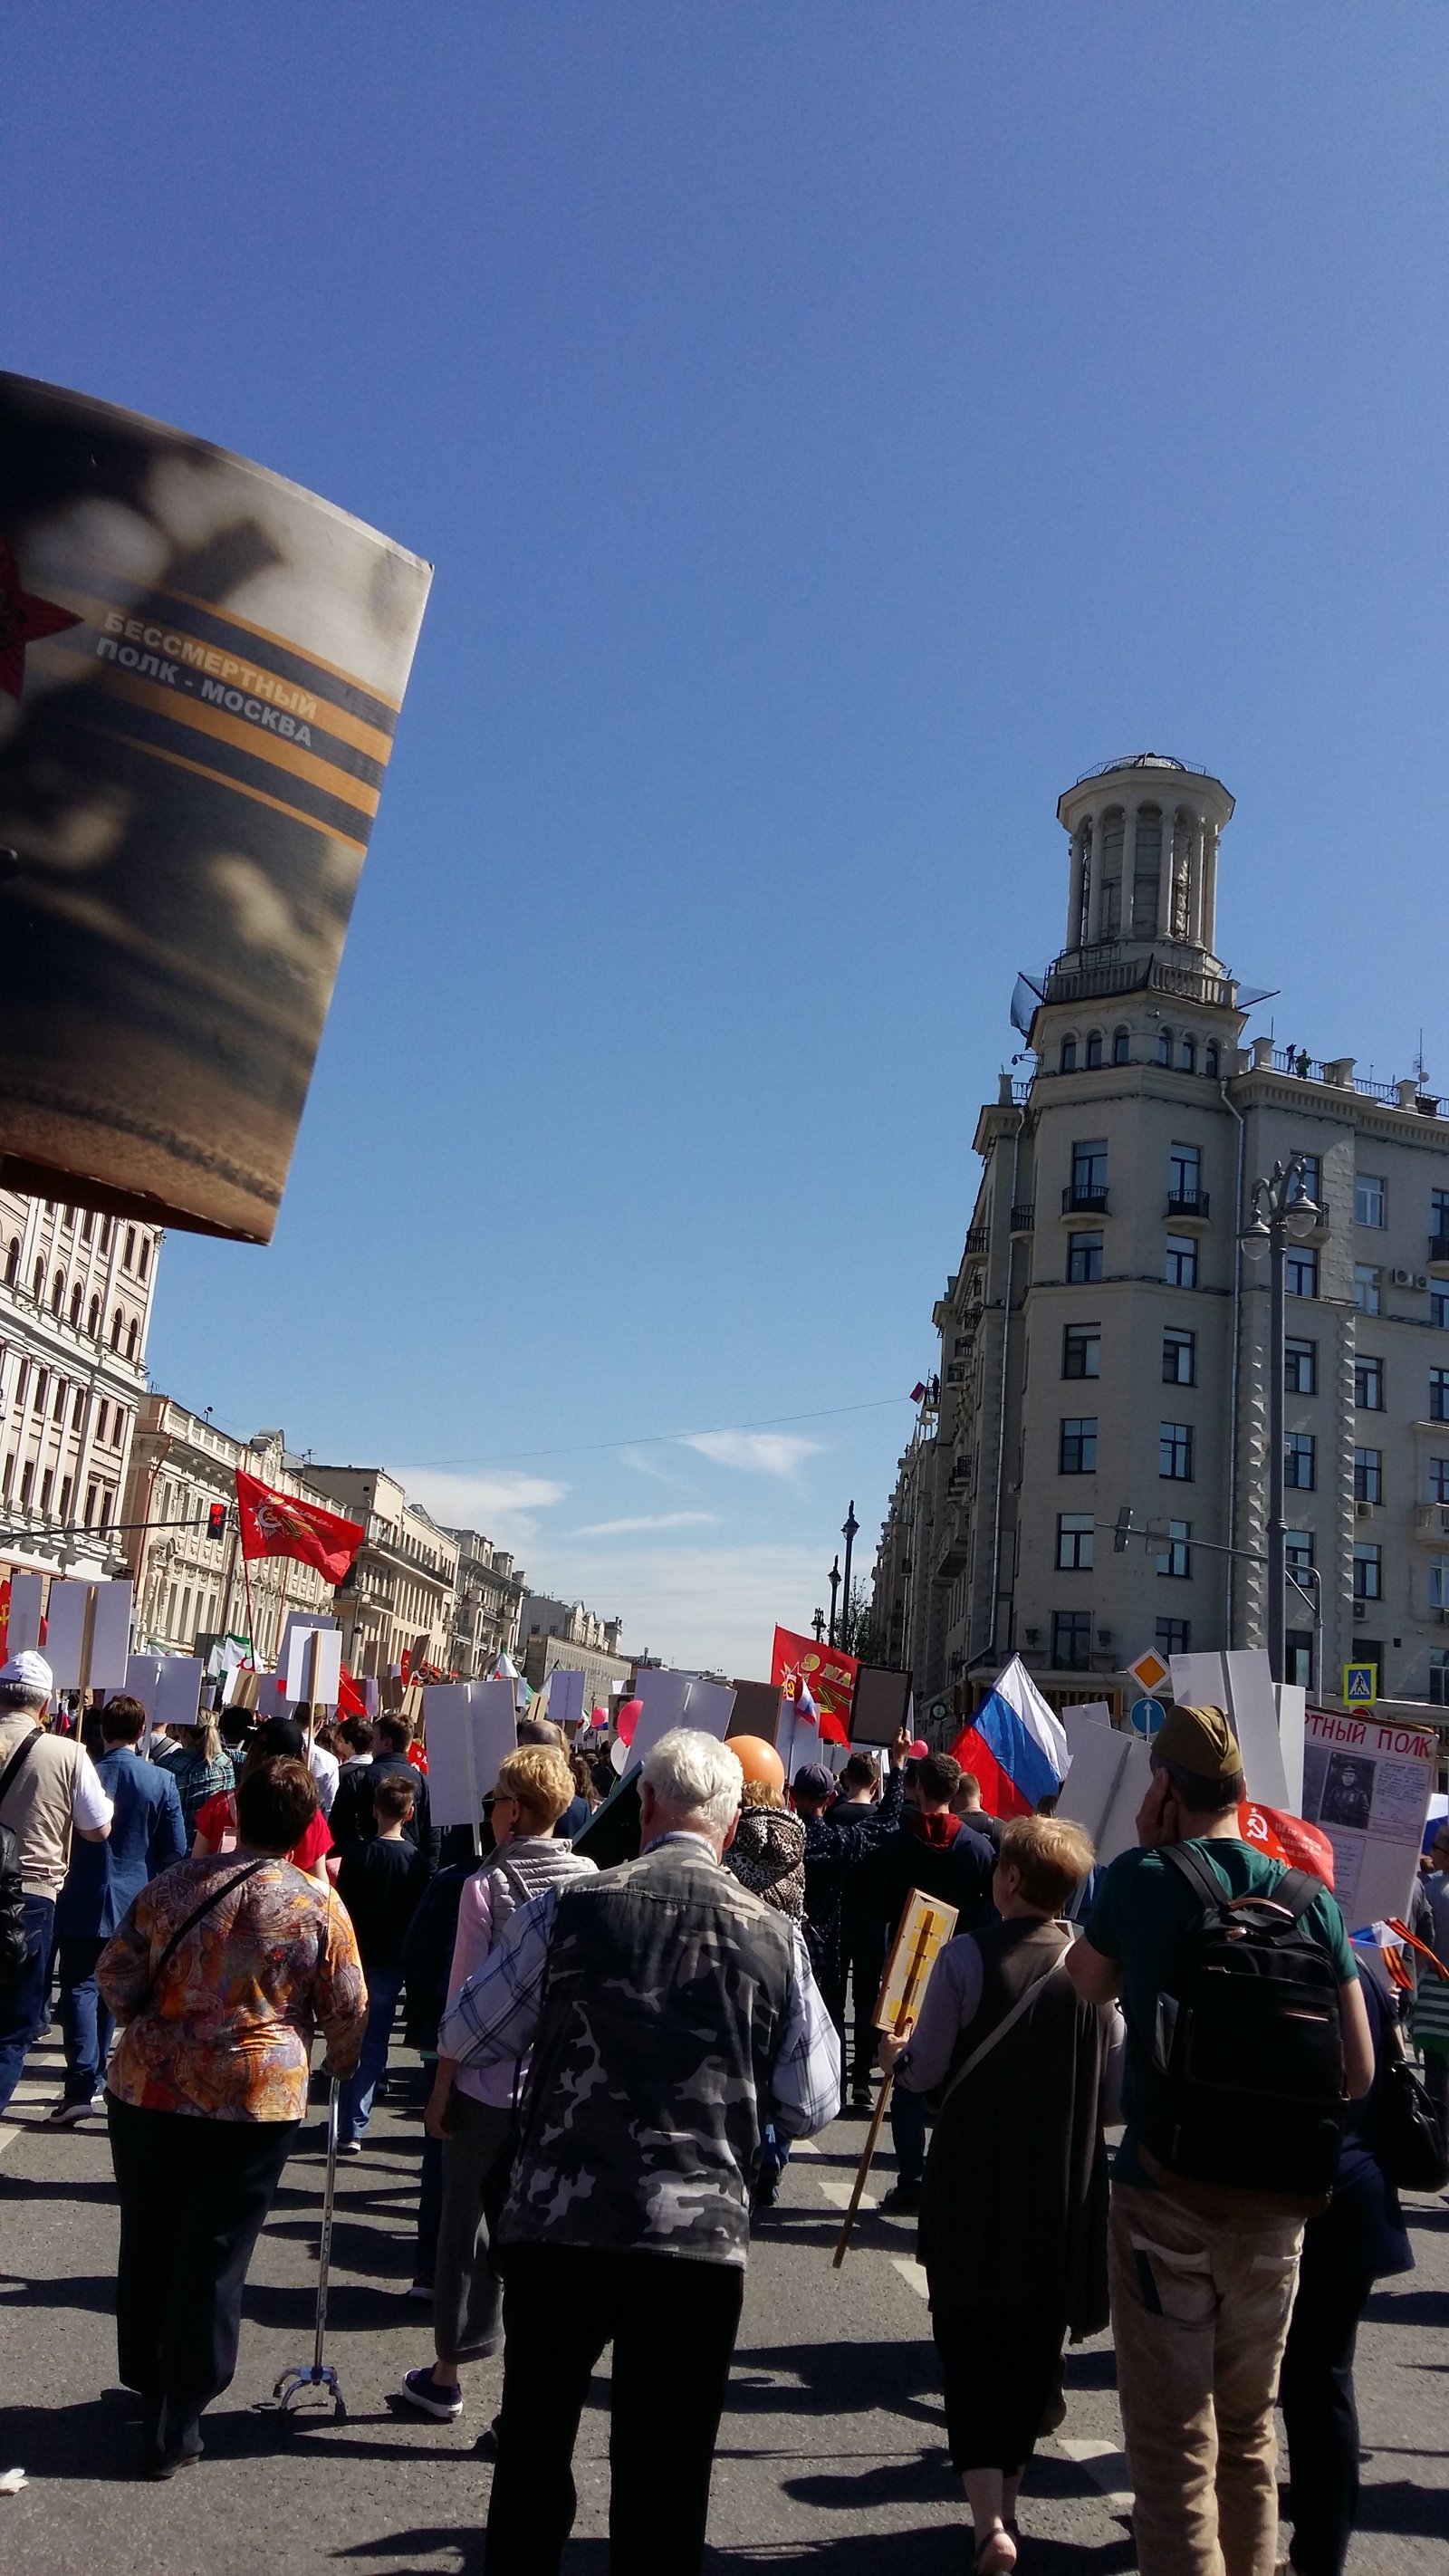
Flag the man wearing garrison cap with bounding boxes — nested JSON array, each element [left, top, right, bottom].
[[1065, 1702, 1375, 2576]]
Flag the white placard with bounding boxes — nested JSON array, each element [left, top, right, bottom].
[[125, 1654, 204, 1735], [283, 1623, 343, 1709], [631, 1668, 736, 1767], [422, 1678, 518, 1831], [6, 1572, 43, 1655], [546, 1667, 587, 1732], [45, 1578, 133, 1692], [1062, 1701, 1115, 1768], [1298, 1706, 1436, 1929], [1057, 1724, 1155, 1867], [1170, 1648, 1291, 1810]]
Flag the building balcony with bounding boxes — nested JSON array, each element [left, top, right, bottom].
[[1166, 1189, 1211, 1227], [1429, 1235, 1449, 1275], [1010, 1204, 1035, 1234], [1061, 1187, 1108, 1216], [965, 1226, 990, 1254]]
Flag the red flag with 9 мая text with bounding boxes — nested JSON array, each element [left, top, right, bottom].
[[772, 1626, 859, 1742], [235, 1468, 364, 1587]]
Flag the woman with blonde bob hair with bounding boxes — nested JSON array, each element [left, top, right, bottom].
[[878, 1814, 1123, 2574], [398, 1741, 597, 2429]]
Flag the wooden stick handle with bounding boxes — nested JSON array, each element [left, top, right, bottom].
[[832, 2071, 894, 2270]]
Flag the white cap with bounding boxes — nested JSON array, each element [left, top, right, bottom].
[[0, 1649, 53, 1695]]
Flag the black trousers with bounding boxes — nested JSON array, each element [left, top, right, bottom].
[[932, 2301, 1067, 2475], [1279, 2245, 1374, 2576], [485, 2242, 745, 2575], [107, 2095, 299, 2432]]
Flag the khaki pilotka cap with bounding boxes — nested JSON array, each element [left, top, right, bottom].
[[1153, 1702, 1243, 1780]]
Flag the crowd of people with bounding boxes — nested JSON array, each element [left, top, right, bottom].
[[0, 1646, 1445, 2576]]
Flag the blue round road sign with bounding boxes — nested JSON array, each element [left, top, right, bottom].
[[1131, 1697, 1166, 1737]]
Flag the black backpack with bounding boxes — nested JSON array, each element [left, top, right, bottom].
[[1137, 1843, 1348, 2199], [0, 1820, 25, 1989]]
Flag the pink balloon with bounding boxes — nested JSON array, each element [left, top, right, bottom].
[[909, 1738, 929, 1758], [618, 1697, 643, 1748], [590, 1706, 609, 1728]]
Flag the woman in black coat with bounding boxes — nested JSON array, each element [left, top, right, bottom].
[[1278, 1969, 1414, 2576]]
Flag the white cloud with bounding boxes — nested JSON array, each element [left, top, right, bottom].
[[570, 1511, 717, 1538], [681, 1430, 822, 1478], [540, 1539, 826, 1676], [395, 1466, 567, 1545]]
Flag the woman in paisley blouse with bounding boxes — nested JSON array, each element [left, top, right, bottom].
[[98, 1755, 366, 2478]]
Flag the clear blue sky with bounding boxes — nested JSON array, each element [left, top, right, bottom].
[[5, 7, 1445, 1673]]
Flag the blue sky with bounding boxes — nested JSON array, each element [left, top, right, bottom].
[[4, 7, 1445, 1673]]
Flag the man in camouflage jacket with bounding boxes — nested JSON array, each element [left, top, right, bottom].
[[441, 1725, 840, 2575]]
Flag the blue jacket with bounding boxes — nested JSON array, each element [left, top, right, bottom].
[[53, 1745, 187, 1938]]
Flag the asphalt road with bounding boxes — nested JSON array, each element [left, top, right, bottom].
[[2, 2027, 1446, 2573]]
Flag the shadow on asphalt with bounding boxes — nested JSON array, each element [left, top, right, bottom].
[[1362, 2287, 1449, 2328]]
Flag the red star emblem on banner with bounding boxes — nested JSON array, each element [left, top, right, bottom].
[[0, 538, 82, 699]]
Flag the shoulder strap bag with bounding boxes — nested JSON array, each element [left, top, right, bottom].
[[935, 1951, 1070, 2114], [0, 1725, 42, 1821], [133, 1858, 273, 2014]]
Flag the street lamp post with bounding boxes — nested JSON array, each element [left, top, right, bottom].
[[840, 1501, 859, 1650], [811, 1607, 826, 1643], [827, 1555, 841, 1648], [1238, 1155, 1321, 1683]]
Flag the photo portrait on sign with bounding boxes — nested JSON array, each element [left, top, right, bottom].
[[1319, 1754, 1376, 1832]]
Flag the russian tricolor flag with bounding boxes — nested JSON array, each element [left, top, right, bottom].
[[949, 1655, 1070, 1819]]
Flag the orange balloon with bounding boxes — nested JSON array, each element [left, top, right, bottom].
[[727, 1734, 785, 1792]]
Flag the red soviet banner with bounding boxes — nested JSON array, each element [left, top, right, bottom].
[[771, 1625, 859, 1742], [235, 1468, 364, 1588], [1240, 1799, 1336, 1890]]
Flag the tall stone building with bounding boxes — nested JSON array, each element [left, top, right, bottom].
[[120, 1406, 341, 1662], [518, 1591, 629, 1708], [0, 1191, 159, 1581], [875, 753, 1449, 1726], [448, 1528, 527, 1677]]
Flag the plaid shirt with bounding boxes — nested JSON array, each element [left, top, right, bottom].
[[442, 1834, 840, 2260]]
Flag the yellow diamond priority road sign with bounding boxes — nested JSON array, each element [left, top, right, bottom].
[[1127, 1647, 1172, 1697]]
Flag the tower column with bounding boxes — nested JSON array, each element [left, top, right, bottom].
[[1156, 814, 1176, 937], [1067, 836, 1086, 953], [1085, 807, 1104, 941], [1202, 824, 1219, 952], [1187, 816, 1206, 947]]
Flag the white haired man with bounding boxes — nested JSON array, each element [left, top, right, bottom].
[[442, 1725, 840, 2574], [0, 1650, 113, 2115]]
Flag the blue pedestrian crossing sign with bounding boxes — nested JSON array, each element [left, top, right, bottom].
[[1130, 1697, 1166, 1737], [1342, 1662, 1377, 1707]]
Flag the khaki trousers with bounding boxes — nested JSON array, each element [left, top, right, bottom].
[[1108, 2180, 1303, 2576]]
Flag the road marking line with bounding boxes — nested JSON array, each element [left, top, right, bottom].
[[815, 2177, 878, 2213], [890, 2254, 929, 2300], [1055, 2435, 1133, 2511]]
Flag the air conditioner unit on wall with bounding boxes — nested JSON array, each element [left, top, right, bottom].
[[1355, 1500, 1375, 1520], [1393, 1268, 1411, 1286]]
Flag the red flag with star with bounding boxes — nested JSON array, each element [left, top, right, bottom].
[[0, 540, 81, 698], [235, 1467, 363, 1586]]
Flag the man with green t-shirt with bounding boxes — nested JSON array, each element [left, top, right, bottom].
[[1065, 1702, 1374, 2576]]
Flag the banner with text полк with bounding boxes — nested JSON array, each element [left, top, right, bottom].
[[1298, 1707, 1436, 1927], [0, 374, 432, 1242]]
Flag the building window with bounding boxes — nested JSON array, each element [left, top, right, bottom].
[[1431, 1650, 1449, 1707], [1070, 1139, 1108, 1201], [1284, 1337, 1317, 1395], [1352, 1543, 1382, 1603], [1160, 1420, 1194, 1480], [112, 1408, 126, 1448], [1166, 1235, 1198, 1288], [1355, 1174, 1386, 1229], [39, 1469, 53, 1514], [88, 1293, 101, 1338], [82, 1210, 93, 1245], [1052, 1610, 1094, 1671], [110, 1309, 122, 1350], [1355, 1447, 1384, 1504], [1157, 1026, 1173, 1065], [1168, 1141, 1202, 1204], [4, 1239, 15, 1288], [1060, 1418, 1098, 1474], [1157, 1519, 1191, 1578], [1180, 1035, 1195, 1072], [1433, 1188, 1449, 1247], [139, 1235, 151, 1281], [30, 1371, 45, 1416], [68, 1283, 82, 1327], [71, 1389, 83, 1431], [1291, 1155, 1321, 1206], [1287, 1247, 1319, 1298], [1435, 1294, 1449, 1330], [1355, 1356, 1384, 1410], [96, 1401, 109, 1445], [1286, 1529, 1314, 1577], [1067, 1231, 1103, 1284], [1284, 1432, 1316, 1490], [1062, 1323, 1100, 1379], [101, 1216, 112, 1252], [1430, 1369, 1449, 1422], [51, 1270, 63, 1315], [1163, 1327, 1195, 1385], [32, 1260, 43, 1302], [52, 1378, 65, 1423], [1354, 1264, 1381, 1314], [1431, 1459, 1449, 1505], [127, 1318, 139, 1361], [1285, 1632, 1313, 1689], [1060, 1035, 1078, 1072], [1112, 1027, 1129, 1065], [1430, 1558, 1449, 1610], [124, 1226, 137, 1271], [84, 1482, 96, 1527], [1156, 1618, 1190, 1657], [59, 1475, 72, 1522], [1350, 1637, 1382, 1694], [1086, 1030, 1104, 1068], [13, 1360, 26, 1404], [1204, 1041, 1220, 1077], [1057, 1513, 1095, 1570]]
